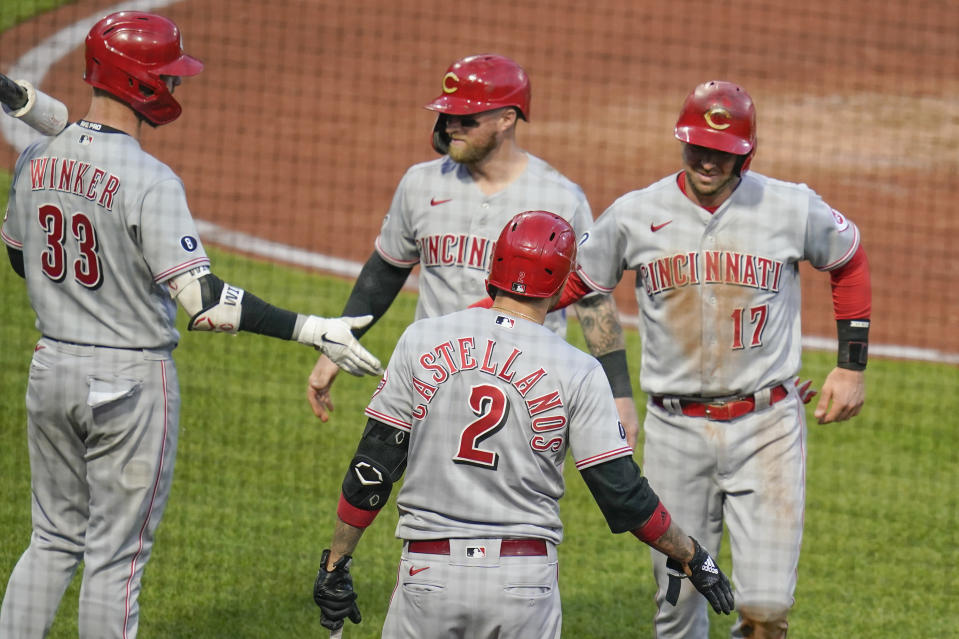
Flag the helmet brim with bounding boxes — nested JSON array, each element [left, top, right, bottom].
[[675, 126, 753, 156], [154, 54, 203, 78], [424, 95, 494, 116]]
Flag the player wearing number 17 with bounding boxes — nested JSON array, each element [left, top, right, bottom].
[[0, 11, 380, 639], [311, 211, 733, 638], [555, 81, 872, 638]]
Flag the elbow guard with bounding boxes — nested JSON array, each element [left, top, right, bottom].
[[189, 274, 243, 333], [338, 420, 409, 528], [338, 455, 396, 528], [169, 268, 244, 334]]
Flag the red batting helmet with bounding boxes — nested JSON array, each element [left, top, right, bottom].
[[674, 80, 757, 172], [425, 54, 531, 119], [486, 211, 577, 299], [84, 11, 203, 125]]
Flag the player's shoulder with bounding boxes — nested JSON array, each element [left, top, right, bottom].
[[16, 130, 57, 165], [524, 154, 586, 193], [601, 173, 679, 217], [742, 171, 818, 196], [740, 171, 826, 211], [404, 155, 458, 179]]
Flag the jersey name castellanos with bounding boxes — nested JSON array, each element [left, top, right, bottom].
[[1, 121, 209, 349], [374, 153, 593, 334], [576, 171, 860, 397], [365, 307, 632, 544]]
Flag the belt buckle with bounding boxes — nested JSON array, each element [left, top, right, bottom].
[[704, 402, 732, 421]]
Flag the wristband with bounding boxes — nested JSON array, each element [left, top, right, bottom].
[[837, 319, 870, 370], [632, 500, 672, 544], [597, 349, 633, 398]]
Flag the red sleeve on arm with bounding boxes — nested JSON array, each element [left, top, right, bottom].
[[830, 245, 871, 320], [337, 493, 380, 528], [553, 271, 594, 311]]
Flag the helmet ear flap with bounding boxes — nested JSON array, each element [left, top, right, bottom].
[[431, 113, 451, 155]]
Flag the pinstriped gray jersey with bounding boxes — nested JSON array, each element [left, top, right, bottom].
[[374, 153, 593, 333], [365, 307, 633, 545], [575, 171, 860, 397], [1, 121, 209, 349]]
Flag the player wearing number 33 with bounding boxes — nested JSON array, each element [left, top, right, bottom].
[[553, 81, 872, 638], [0, 11, 380, 639], [311, 211, 733, 638]]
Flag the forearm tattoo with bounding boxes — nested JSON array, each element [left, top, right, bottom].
[[574, 294, 626, 356], [649, 523, 695, 564]]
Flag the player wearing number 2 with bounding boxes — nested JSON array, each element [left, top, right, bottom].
[[0, 12, 380, 639], [554, 81, 872, 638], [311, 211, 734, 638]]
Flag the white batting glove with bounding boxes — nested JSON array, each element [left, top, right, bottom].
[[298, 315, 383, 377]]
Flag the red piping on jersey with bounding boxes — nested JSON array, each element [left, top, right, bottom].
[[1, 226, 22, 248], [831, 245, 871, 319], [374, 237, 419, 267], [337, 493, 380, 528], [364, 407, 411, 431], [574, 446, 634, 469], [153, 257, 210, 282], [123, 359, 169, 638]]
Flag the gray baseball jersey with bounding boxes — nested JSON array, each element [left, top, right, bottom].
[[0, 120, 204, 639], [576, 171, 860, 397], [1, 120, 210, 350], [575, 170, 860, 638], [364, 307, 633, 545], [374, 153, 593, 332]]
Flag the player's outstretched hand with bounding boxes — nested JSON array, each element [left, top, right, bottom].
[[308, 355, 341, 421], [298, 315, 383, 377], [814, 367, 865, 424], [314, 549, 362, 631], [665, 537, 734, 615]]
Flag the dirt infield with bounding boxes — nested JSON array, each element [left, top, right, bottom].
[[3, 0, 957, 356]]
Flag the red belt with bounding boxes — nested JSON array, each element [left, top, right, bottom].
[[407, 538, 548, 557], [651, 384, 789, 421]]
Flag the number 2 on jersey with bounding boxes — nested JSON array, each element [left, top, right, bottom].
[[453, 384, 510, 470], [38, 203, 102, 288], [730, 304, 768, 349]]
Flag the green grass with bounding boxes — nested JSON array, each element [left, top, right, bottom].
[[2, 4, 957, 635], [0, 0, 72, 32], [1, 244, 957, 638]]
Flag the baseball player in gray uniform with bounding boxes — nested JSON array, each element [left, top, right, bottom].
[[311, 211, 733, 638], [0, 12, 380, 639], [306, 54, 639, 448], [552, 81, 872, 638]]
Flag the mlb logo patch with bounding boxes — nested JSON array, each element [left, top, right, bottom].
[[495, 315, 515, 328], [78, 134, 94, 146], [466, 546, 487, 558]]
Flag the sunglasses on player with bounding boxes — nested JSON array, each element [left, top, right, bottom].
[[446, 114, 482, 128]]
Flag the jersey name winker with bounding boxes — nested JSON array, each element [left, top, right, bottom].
[[28, 156, 121, 212], [639, 250, 785, 297], [416, 233, 495, 271], [412, 335, 568, 449]]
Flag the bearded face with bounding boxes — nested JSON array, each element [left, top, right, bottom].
[[444, 109, 511, 165]]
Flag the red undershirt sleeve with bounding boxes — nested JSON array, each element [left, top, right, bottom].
[[830, 245, 871, 319], [553, 271, 595, 311]]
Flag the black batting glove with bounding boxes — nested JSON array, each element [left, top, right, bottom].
[[313, 549, 362, 631], [665, 537, 735, 615]]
